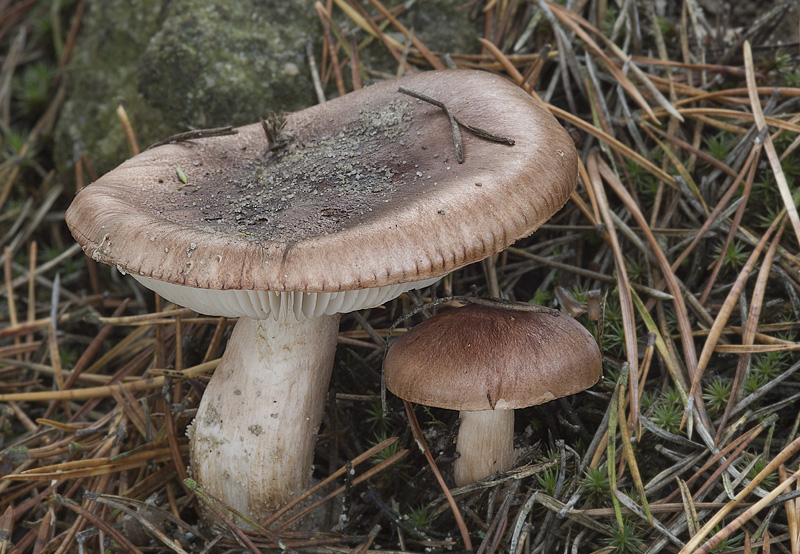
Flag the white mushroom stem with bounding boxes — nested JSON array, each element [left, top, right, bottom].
[[189, 314, 340, 523], [453, 409, 514, 487]]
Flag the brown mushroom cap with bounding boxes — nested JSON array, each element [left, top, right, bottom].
[[384, 303, 602, 411], [66, 70, 577, 293]]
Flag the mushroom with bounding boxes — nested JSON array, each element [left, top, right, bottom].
[[384, 302, 602, 486], [65, 69, 579, 522]]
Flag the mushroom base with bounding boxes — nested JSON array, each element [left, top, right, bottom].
[[453, 410, 514, 487], [188, 314, 340, 524]]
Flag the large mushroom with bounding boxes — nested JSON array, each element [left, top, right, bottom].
[[384, 302, 602, 486], [65, 69, 578, 522]]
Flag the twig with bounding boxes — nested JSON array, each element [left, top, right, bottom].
[[146, 126, 237, 150], [397, 86, 514, 164]]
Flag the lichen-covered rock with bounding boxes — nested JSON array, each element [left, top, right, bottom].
[[135, 4, 315, 130], [55, 0, 318, 178], [54, 0, 482, 181]]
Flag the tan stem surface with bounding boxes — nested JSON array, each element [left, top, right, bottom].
[[453, 409, 514, 487], [189, 314, 340, 523]]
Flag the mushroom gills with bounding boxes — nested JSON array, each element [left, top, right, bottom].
[[133, 275, 440, 319]]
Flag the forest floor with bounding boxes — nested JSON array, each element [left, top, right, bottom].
[[2, 1, 800, 553]]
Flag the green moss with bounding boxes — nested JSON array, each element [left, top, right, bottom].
[[3, 445, 30, 463]]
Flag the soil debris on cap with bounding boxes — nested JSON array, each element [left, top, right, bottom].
[[145, 99, 416, 243]]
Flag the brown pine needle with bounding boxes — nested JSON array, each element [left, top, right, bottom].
[[686, 213, 785, 426], [275, 448, 410, 530], [366, 0, 445, 70], [680, 434, 800, 553], [0, 359, 219, 403], [404, 400, 473, 551], [715, 224, 785, 443], [261, 436, 400, 527], [743, 41, 800, 250], [586, 153, 640, 430], [115, 103, 140, 156], [56, 495, 144, 554]]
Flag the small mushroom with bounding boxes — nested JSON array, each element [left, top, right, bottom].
[[65, 70, 579, 522], [384, 303, 602, 486]]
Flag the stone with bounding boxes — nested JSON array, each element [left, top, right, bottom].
[[55, 0, 319, 177]]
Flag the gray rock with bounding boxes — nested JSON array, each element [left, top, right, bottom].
[[55, 0, 318, 177]]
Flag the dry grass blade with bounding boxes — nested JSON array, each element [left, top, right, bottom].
[[366, 0, 445, 70], [262, 436, 400, 527], [547, 2, 657, 121], [56, 495, 144, 554], [116, 103, 139, 156], [689, 467, 800, 554], [715, 223, 785, 441], [334, 0, 402, 49], [680, 434, 800, 553], [677, 477, 700, 537], [630, 292, 690, 403], [606, 369, 627, 530], [743, 41, 800, 249], [596, 158, 702, 419], [586, 153, 640, 428], [336, 0, 410, 72], [307, 38, 327, 104], [617, 404, 651, 521], [686, 213, 784, 421]]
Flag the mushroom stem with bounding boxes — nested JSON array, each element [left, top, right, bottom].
[[189, 314, 340, 523], [453, 409, 514, 487]]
